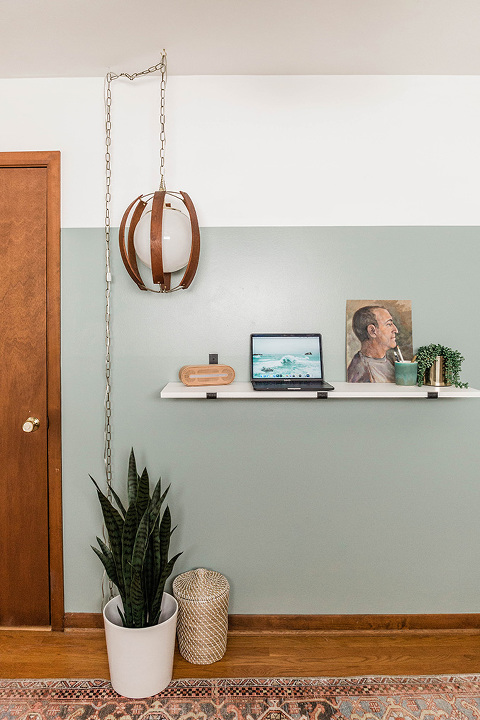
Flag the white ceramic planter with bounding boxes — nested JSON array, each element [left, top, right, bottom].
[[103, 593, 178, 698]]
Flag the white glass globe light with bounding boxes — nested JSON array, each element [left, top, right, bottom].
[[133, 205, 192, 273]]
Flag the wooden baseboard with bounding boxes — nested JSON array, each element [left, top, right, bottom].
[[64, 612, 480, 633], [228, 614, 480, 633], [64, 613, 103, 629]]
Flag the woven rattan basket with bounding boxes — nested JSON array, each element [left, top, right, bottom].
[[173, 568, 229, 664]]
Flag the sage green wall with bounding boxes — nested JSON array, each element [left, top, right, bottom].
[[62, 226, 480, 613]]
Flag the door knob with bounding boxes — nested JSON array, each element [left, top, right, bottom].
[[22, 417, 40, 433]]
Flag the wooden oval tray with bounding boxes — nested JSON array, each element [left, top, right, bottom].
[[179, 364, 235, 386]]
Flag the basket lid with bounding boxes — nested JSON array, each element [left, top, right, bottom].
[[173, 568, 229, 601]]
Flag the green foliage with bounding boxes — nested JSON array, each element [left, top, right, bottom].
[[415, 343, 468, 388], [91, 449, 182, 628]]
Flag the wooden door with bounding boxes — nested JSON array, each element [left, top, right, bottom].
[[0, 152, 63, 629]]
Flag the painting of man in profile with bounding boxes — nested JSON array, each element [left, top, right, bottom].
[[346, 300, 413, 383]]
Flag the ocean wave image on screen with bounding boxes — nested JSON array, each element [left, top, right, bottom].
[[252, 353, 321, 378]]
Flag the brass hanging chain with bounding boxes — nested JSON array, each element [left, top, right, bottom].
[[159, 54, 167, 191], [108, 55, 166, 82], [108, 51, 167, 190], [102, 53, 167, 606], [103, 51, 167, 492], [103, 71, 114, 605], [104, 72, 113, 503]]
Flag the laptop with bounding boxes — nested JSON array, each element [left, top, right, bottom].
[[251, 333, 334, 391]]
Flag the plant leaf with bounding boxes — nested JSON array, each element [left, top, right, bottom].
[[159, 505, 172, 571], [150, 477, 162, 511], [151, 516, 161, 589], [96, 535, 118, 574], [121, 500, 139, 605], [90, 476, 124, 593], [131, 507, 150, 574], [109, 485, 127, 518], [95, 537, 122, 592], [145, 531, 155, 618], [136, 467, 150, 521], [130, 570, 145, 627], [150, 480, 169, 517], [90, 476, 124, 535], [91, 544, 119, 589], [127, 448, 138, 505], [146, 504, 164, 608], [151, 551, 182, 625], [117, 605, 127, 627]]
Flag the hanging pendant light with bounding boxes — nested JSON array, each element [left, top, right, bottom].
[[118, 52, 200, 292]]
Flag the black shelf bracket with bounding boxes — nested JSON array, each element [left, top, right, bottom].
[[427, 391, 439, 399], [209, 353, 218, 365], [206, 392, 217, 399], [317, 391, 329, 399]]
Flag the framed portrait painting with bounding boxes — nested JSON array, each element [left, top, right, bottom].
[[346, 300, 413, 383]]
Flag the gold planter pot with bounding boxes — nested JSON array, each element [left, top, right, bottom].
[[424, 355, 451, 386]]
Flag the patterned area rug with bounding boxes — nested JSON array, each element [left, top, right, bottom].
[[1, 676, 480, 720]]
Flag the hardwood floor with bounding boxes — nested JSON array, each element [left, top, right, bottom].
[[0, 629, 479, 679]]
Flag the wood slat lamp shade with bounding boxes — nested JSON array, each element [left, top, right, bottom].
[[119, 190, 200, 293]]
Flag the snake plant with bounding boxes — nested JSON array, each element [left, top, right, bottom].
[[91, 449, 182, 628]]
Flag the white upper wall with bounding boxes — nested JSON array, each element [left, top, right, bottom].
[[2, 75, 480, 227]]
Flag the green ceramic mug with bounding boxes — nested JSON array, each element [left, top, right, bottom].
[[395, 361, 418, 386]]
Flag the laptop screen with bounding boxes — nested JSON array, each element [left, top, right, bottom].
[[251, 334, 323, 380]]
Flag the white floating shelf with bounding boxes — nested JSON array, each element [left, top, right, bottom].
[[161, 381, 480, 399]]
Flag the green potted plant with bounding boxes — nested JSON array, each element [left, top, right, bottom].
[[415, 344, 468, 388], [91, 449, 182, 698]]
